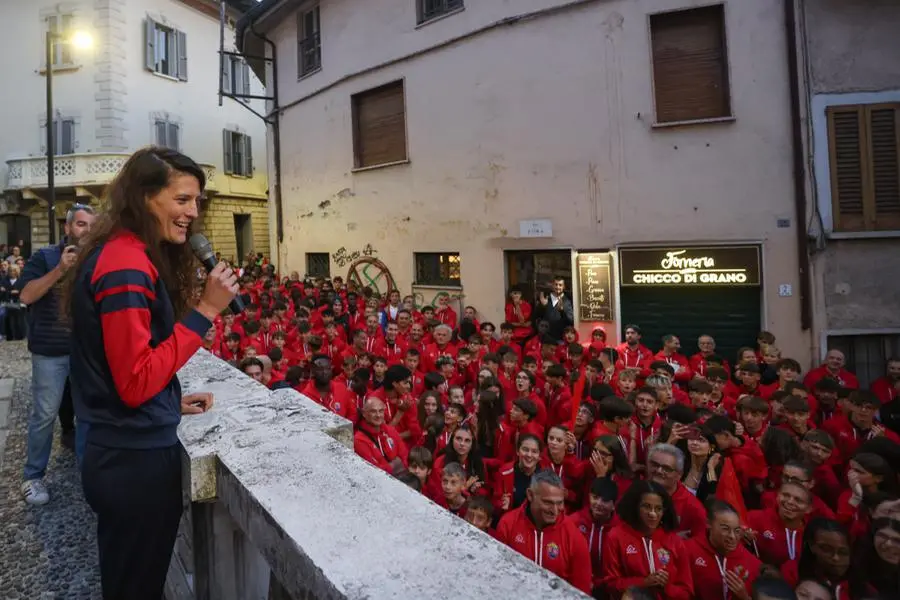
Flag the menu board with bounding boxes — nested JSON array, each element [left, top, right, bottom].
[[576, 253, 613, 322]]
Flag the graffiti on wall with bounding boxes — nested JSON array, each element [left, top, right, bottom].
[[347, 257, 396, 298], [412, 286, 466, 322], [333, 244, 377, 268]]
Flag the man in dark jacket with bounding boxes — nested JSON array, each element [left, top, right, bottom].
[[17, 204, 94, 505], [534, 277, 574, 343]]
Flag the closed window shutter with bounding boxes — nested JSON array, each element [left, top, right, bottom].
[[828, 107, 865, 231], [61, 120, 74, 154], [353, 81, 407, 168], [242, 63, 251, 98], [651, 6, 730, 124], [244, 135, 253, 175], [223, 130, 233, 174], [222, 57, 232, 93], [828, 104, 900, 232], [869, 106, 900, 229], [60, 15, 73, 65], [155, 120, 167, 146], [168, 123, 180, 151], [176, 31, 188, 81], [145, 19, 157, 71]]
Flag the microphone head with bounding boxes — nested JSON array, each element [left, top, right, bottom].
[[189, 233, 215, 262]]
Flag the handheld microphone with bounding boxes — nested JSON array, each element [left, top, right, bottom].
[[189, 233, 245, 316]]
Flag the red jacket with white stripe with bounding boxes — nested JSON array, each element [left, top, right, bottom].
[[568, 508, 612, 592], [599, 522, 694, 599], [496, 503, 593, 594], [684, 533, 761, 600]]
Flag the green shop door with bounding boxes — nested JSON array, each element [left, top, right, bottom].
[[619, 286, 761, 363]]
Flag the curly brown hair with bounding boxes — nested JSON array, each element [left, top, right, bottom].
[[61, 147, 206, 320]]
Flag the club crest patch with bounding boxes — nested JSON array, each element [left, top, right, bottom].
[[656, 548, 671, 567], [546, 543, 560, 559]]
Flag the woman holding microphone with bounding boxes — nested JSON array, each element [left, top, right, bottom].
[[63, 147, 238, 599]]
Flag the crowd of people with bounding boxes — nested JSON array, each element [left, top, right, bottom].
[[0, 243, 28, 340], [196, 269, 900, 599], [8, 216, 900, 599]]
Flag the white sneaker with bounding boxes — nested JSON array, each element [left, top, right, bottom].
[[22, 479, 49, 505]]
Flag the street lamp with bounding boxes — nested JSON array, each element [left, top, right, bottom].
[[45, 27, 92, 244]]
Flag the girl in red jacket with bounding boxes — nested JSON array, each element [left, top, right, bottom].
[[541, 425, 586, 514], [600, 480, 694, 599], [685, 500, 761, 600], [780, 518, 851, 600], [491, 434, 542, 516]]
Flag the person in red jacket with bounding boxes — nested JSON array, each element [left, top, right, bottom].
[[569, 477, 618, 596], [541, 425, 586, 513], [645, 443, 707, 539], [653, 335, 692, 387], [300, 354, 358, 421], [779, 518, 851, 600], [496, 470, 592, 594], [759, 460, 836, 521], [690, 335, 731, 379], [706, 415, 768, 495], [372, 322, 407, 366], [871, 356, 900, 404], [822, 390, 900, 466], [600, 480, 694, 599], [504, 287, 533, 343], [615, 324, 653, 378], [370, 365, 422, 446], [685, 499, 761, 600], [804, 349, 860, 390], [353, 397, 408, 474], [745, 481, 811, 566]]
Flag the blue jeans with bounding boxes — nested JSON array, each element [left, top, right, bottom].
[[23, 354, 70, 481]]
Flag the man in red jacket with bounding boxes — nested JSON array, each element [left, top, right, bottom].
[[496, 470, 592, 594], [353, 397, 407, 474], [615, 324, 652, 377], [871, 356, 900, 404], [804, 349, 859, 390], [301, 354, 357, 422], [822, 390, 900, 466], [646, 444, 707, 539], [654, 334, 692, 387]]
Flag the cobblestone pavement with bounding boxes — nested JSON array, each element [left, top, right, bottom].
[[0, 342, 102, 600]]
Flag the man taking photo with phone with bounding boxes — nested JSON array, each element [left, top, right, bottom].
[[17, 203, 96, 505]]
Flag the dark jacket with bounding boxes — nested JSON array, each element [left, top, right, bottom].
[[16, 243, 70, 356], [535, 294, 574, 342], [69, 231, 211, 449]]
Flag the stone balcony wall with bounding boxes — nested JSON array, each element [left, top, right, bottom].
[[168, 350, 588, 600]]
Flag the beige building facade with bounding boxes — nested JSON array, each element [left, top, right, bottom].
[[241, 0, 812, 364], [0, 0, 269, 263], [798, 0, 900, 386]]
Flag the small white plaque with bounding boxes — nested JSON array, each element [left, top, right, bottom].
[[519, 219, 553, 238], [778, 284, 793, 297]]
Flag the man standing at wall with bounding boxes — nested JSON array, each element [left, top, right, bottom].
[[535, 277, 573, 343], [17, 204, 95, 505]]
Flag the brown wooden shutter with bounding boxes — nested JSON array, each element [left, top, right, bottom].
[[869, 106, 900, 229], [353, 81, 407, 168], [828, 107, 866, 231], [650, 5, 731, 124], [828, 104, 900, 232]]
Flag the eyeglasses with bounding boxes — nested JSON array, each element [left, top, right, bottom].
[[782, 474, 811, 486], [648, 460, 678, 475], [875, 531, 900, 547]]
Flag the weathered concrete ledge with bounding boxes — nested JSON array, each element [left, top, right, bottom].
[[172, 350, 588, 600]]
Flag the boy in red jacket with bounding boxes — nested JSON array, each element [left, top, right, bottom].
[[496, 471, 592, 594], [436, 462, 468, 517], [706, 415, 767, 496], [569, 477, 618, 595], [465, 495, 498, 539]]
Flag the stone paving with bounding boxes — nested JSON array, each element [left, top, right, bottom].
[[0, 342, 102, 600]]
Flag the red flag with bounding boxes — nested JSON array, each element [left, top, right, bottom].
[[716, 457, 748, 524], [571, 370, 587, 424]]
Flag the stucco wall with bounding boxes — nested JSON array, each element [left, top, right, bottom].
[[802, 0, 900, 94], [197, 196, 270, 263], [266, 0, 809, 361], [819, 239, 900, 330]]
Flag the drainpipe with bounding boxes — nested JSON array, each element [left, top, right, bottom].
[[784, 0, 812, 331], [248, 20, 284, 269]]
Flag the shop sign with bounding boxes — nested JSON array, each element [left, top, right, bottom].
[[519, 219, 553, 238], [576, 253, 613, 321], [619, 246, 761, 287]]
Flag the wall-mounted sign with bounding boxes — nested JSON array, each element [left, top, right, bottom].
[[519, 219, 553, 238], [576, 253, 613, 321], [619, 246, 761, 287]]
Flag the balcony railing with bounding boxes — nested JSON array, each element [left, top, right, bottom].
[[5, 153, 218, 192]]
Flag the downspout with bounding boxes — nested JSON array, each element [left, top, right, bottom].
[[248, 20, 285, 269], [784, 0, 812, 331]]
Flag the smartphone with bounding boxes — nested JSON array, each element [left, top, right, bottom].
[[683, 425, 701, 440]]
